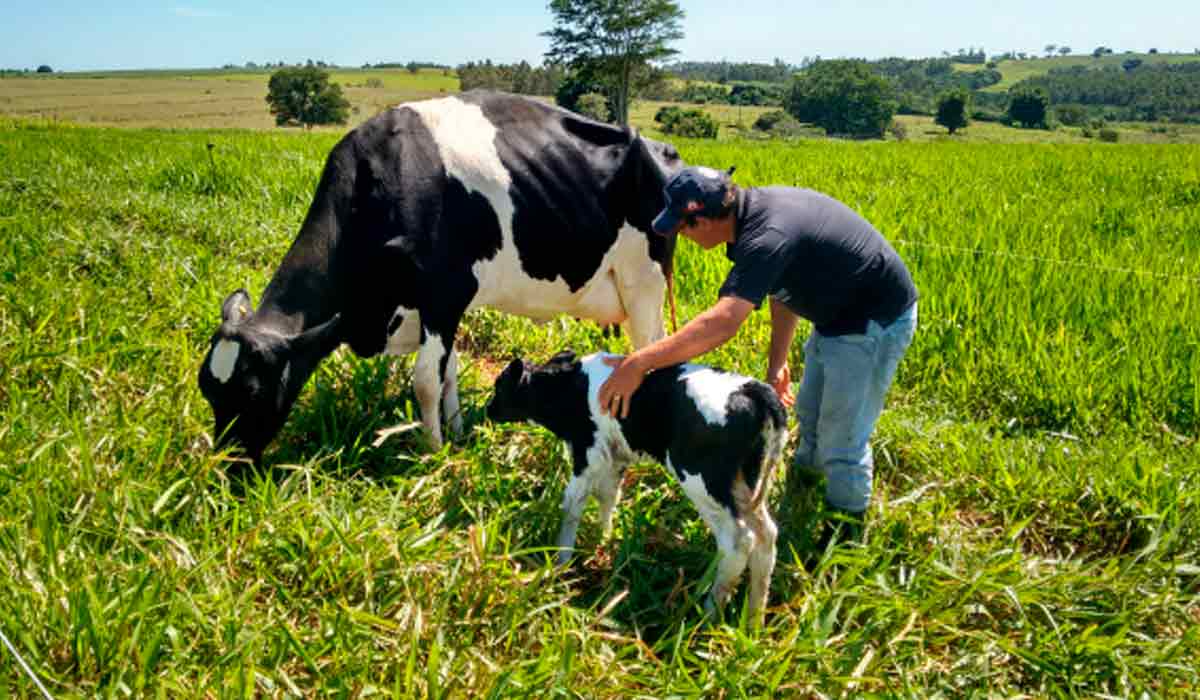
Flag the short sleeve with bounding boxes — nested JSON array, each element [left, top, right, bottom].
[[718, 227, 791, 307]]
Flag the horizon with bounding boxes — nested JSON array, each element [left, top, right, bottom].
[[4, 1, 1200, 73]]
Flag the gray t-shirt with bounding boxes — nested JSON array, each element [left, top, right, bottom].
[[719, 187, 918, 336]]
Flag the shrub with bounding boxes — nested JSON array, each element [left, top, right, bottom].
[[1007, 86, 1050, 128], [575, 93, 611, 122], [889, 119, 908, 141], [660, 108, 718, 138], [1099, 128, 1120, 142], [751, 110, 813, 138], [1055, 104, 1088, 127]]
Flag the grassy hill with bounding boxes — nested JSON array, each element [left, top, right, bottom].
[[954, 52, 1200, 92]]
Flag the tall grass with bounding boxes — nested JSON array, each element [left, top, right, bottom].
[[1, 120, 1197, 697]]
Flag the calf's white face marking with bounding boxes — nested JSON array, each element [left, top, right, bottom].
[[210, 339, 240, 384]]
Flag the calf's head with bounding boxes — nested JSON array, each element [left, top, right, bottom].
[[197, 289, 342, 461], [486, 351, 580, 425]]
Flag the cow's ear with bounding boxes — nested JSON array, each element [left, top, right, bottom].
[[221, 289, 254, 325]]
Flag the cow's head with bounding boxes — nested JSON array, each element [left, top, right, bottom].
[[197, 289, 342, 462], [626, 135, 686, 234]]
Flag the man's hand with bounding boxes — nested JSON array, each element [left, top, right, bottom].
[[767, 363, 795, 408], [598, 355, 647, 419]]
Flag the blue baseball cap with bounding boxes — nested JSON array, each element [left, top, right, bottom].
[[652, 166, 735, 235]]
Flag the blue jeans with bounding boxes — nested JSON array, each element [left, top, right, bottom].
[[792, 303, 917, 513]]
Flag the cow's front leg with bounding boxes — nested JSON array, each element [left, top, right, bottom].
[[413, 327, 453, 450], [441, 348, 463, 439]]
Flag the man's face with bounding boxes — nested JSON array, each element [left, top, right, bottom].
[[678, 214, 732, 250]]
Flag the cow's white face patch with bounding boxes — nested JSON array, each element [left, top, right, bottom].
[[680, 366, 751, 426], [209, 339, 240, 384]]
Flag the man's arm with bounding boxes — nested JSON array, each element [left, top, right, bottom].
[[767, 297, 800, 406], [599, 296, 754, 418]]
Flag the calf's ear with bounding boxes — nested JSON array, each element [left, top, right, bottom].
[[221, 289, 254, 325], [546, 350, 578, 370]]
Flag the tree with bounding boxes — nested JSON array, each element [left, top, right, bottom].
[[935, 88, 971, 134], [786, 60, 896, 138], [1045, 44, 1057, 57], [543, 0, 685, 126], [36, 64, 52, 73], [1007, 85, 1050, 128], [1058, 46, 1072, 56], [265, 66, 351, 129]]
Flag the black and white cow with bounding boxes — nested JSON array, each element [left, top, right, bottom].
[[198, 90, 685, 460], [486, 351, 786, 624]]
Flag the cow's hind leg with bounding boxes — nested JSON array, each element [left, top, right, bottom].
[[613, 233, 667, 349], [744, 503, 777, 626]]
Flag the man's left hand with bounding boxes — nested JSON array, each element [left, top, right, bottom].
[[598, 355, 646, 419]]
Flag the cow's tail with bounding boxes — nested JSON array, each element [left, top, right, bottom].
[[664, 231, 678, 334]]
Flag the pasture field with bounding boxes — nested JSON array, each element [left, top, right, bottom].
[[1, 118, 1199, 697], [0, 68, 459, 130], [8, 68, 1200, 145]]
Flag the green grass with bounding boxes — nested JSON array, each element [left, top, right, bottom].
[[1, 120, 1198, 697]]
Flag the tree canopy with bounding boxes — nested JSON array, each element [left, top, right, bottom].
[[786, 60, 896, 138], [265, 66, 351, 129], [543, 0, 684, 125]]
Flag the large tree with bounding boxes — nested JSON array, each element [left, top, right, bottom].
[[935, 88, 971, 134], [543, 0, 684, 125], [265, 66, 351, 129], [786, 60, 896, 138]]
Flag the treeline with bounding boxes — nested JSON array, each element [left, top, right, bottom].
[[870, 58, 1001, 113], [365, 61, 450, 71], [664, 60, 799, 84], [457, 60, 565, 96], [1014, 63, 1200, 122]]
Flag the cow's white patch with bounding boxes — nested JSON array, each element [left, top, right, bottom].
[[694, 166, 722, 180], [680, 366, 752, 426], [209, 339, 239, 384], [384, 306, 421, 355], [413, 331, 448, 448], [401, 98, 663, 335]]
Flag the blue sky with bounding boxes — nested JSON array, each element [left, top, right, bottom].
[[4, 1, 1199, 72]]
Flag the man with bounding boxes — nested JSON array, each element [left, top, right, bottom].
[[598, 166, 917, 542]]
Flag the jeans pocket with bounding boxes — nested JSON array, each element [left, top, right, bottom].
[[823, 332, 878, 361]]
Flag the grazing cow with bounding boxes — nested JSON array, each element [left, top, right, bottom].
[[486, 351, 786, 624], [198, 90, 685, 460]]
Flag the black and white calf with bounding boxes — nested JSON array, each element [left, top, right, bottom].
[[486, 351, 786, 623], [197, 90, 685, 460]]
